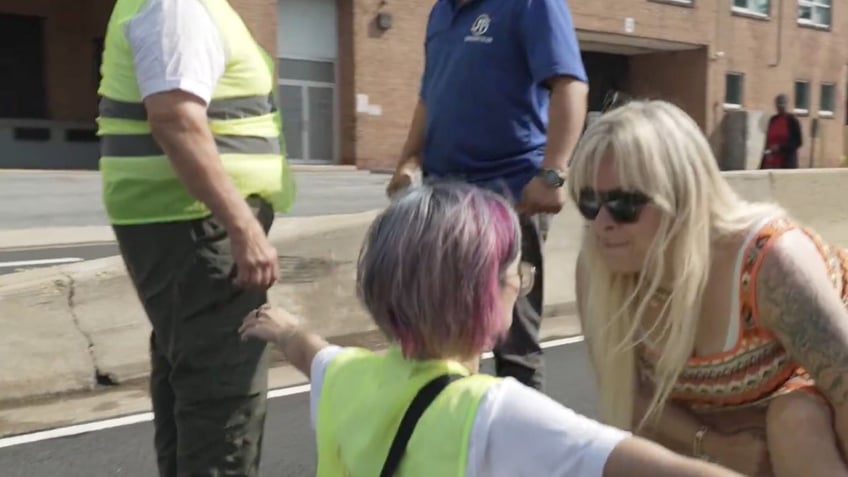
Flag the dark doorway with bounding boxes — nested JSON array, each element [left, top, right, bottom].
[[0, 14, 47, 119], [581, 51, 630, 112]]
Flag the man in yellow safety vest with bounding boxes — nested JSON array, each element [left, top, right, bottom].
[[97, 0, 295, 475]]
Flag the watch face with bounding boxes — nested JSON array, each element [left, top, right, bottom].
[[540, 169, 564, 187]]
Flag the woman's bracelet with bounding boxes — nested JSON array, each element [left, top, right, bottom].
[[693, 426, 711, 460]]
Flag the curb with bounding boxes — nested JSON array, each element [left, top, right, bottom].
[[0, 208, 580, 407]]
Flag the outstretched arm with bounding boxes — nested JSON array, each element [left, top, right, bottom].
[[603, 437, 743, 477], [756, 229, 848, 459]]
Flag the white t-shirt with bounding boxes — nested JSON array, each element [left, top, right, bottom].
[[124, 0, 226, 104], [310, 346, 630, 477]]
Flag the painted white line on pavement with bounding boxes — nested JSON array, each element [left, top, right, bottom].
[[0, 257, 84, 269], [0, 335, 585, 449]]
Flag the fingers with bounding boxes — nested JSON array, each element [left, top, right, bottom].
[[239, 307, 267, 341], [233, 249, 279, 290]]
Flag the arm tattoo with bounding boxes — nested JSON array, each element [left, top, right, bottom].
[[756, 237, 848, 406]]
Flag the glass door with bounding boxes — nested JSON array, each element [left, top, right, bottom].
[[278, 82, 335, 162]]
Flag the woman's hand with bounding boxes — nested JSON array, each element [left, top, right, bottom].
[[239, 304, 300, 345], [704, 428, 772, 477]]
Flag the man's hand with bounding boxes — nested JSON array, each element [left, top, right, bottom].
[[229, 220, 279, 290], [386, 159, 419, 198], [516, 176, 566, 215]]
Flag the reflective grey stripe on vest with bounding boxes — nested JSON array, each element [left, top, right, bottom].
[[101, 134, 280, 156], [99, 94, 277, 121]]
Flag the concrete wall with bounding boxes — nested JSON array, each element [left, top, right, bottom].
[[4, 169, 848, 405]]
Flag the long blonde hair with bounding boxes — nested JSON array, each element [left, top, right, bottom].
[[568, 100, 783, 430]]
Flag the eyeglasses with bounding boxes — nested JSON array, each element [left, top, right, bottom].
[[577, 188, 650, 224], [518, 261, 536, 296]]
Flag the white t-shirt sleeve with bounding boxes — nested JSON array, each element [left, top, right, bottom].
[[466, 378, 630, 477], [309, 345, 345, 431], [124, 0, 227, 104]]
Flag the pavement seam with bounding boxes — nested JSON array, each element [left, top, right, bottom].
[[61, 272, 108, 387]]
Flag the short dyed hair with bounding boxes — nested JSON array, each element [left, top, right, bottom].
[[356, 181, 521, 360]]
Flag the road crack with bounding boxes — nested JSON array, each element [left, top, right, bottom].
[[62, 272, 115, 386]]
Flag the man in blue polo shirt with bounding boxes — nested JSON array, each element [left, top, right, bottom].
[[386, 0, 588, 390]]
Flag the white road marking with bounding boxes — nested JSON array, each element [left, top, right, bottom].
[[0, 335, 585, 449], [0, 257, 84, 269]]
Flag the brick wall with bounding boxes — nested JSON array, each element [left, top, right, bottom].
[[344, 0, 432, 170], [0, 0, 113, 121], [230, 0, 278, 56], [347, 0, 847, 168], [0, 0, 275, 122], [3, 0, 844, 167]]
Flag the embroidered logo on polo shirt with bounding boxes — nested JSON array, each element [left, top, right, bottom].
[[465, 14, 493, 43]]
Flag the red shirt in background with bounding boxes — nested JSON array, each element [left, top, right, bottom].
[[762, 115, 790, 168]]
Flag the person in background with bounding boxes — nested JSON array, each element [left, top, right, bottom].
[[386, 0, 589, 392], [241, 182, 743, 477], [760, 94, 802, 169], [97, 0, 296, 475]]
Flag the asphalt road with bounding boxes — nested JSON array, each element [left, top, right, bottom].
[[0, 169, 390, 230], [0, 243, 120, 275], [0, 169, 390, 274], [0, 342, 598, 477]]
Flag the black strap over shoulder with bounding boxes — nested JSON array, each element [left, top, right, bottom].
[[379, 374, 464, 477]]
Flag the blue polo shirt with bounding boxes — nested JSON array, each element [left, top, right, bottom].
[[420, 0, 586, 201]]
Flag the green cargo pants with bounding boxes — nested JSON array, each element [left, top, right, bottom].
[[113, 196, 274, 477]]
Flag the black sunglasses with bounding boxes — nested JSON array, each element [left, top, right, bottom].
[[577, 188, 651, 224]]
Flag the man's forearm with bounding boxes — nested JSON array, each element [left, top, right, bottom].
[[398, 99, 427, 169], [543, 77, 588, 171], [150, 112, 256, 232]]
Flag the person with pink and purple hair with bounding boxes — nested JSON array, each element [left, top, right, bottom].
[[239, 182, 742, 476]]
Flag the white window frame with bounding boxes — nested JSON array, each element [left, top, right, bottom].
[[724, 72, 745, 110], [794, 80, 811, 115], [732, 0, 770, 17], [819, 82, 835, 118], [797, 0, 831, 28]]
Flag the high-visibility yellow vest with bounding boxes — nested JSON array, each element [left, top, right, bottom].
[[316, 346, 499, 477], [97, 0, 296, 225]]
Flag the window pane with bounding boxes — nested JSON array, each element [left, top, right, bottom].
[[813, 6, 830, 26], [279, 85, 304, 160], [754, 0, 769, 13], [820, 84, 835, 112], [794, 81, 810, 110], [798, 4, 812, 19], [279, 58, 335, 83], [725, 74, 743, 105], [307, 86, 335, 161]]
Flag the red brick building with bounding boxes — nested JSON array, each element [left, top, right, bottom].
[[0, 0, 844, 170]]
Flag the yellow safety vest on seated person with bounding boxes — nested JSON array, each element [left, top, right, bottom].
[[97, 0, 296, 225], [316, 346, 499, 477]]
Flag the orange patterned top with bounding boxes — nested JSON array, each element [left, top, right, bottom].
[[637, 217, 848, 411]]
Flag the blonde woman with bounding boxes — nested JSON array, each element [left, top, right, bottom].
[[570, 99, 848, 476], [240, 182, 741, 476]]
